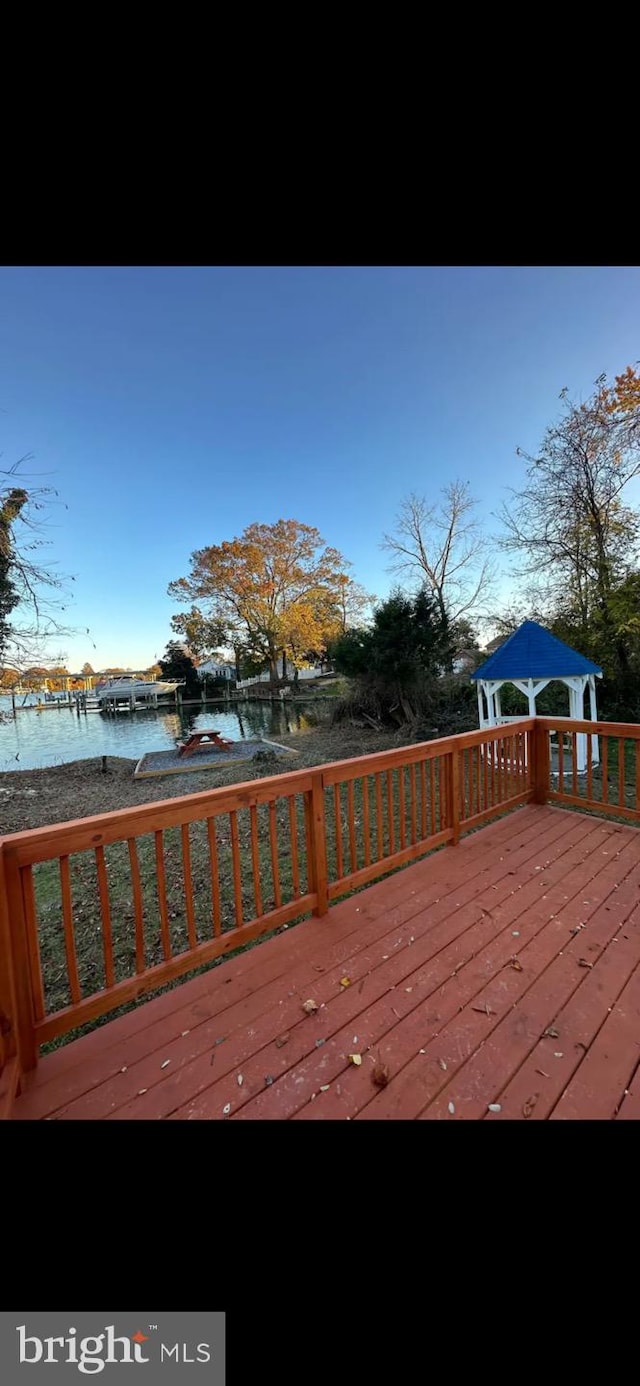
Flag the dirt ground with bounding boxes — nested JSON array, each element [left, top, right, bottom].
[[0, 722, 410, 837]]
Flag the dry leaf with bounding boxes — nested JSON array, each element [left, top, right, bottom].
[[302, 999, 319, 1015], [578, 959, 593, 969], [472, 1003, 495, 1015], [120, 1067, 128, 1073], [523, 1093, 539, 1118], [372, 1063, 390, 1088], [348, 1054, 362, 1066], [181, 1030, 190, 1037], [340, 976, 351, 988], [264, 1075, 274, 1086], [160, 1059, 171, 1069], [535, 1069, 550, 1078], [137, 1089, 147, 1096], [438, 1058, 447, 1071], [510, 957, 523, 971], [237, 1074, 244, 1087], [223, 1103, 231, 1115], [487, 1103, 502, 1113], [448, 1101, 455, 1114], [544, 1026, 559, 1038], [275, 1032, 290, 1048], [319, 1084, 330, 1092], [315, 1038, 325, 1048]]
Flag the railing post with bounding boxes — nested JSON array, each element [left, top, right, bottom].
[[447, 747, 461, 846], [0, 849, 38, 1071], [307, 772, 328, 917], [533, 719, 550, 804]]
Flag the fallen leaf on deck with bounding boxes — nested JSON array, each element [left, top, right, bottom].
[[311, 964, 325, 972], [302, 999, 319, 1014], [237, 1074, 244, 1086], [535, 1069, 550, 1078], [319, 1084, 330, 1092], [472, 1003, 495, 1015], [543, 1026, 559, 1038], [275, 1032, 290, 1047], [137, 1089, 148, 1096], [510, 957, 523, 971], [372, 1063, 390, 1088], [340, 977, 351, 988], [348, 1054, 362, 1066], [578, 959, 593, 969], [160, 1059, 171, 1069], [523, 1093, 539, 1118], [120, 1067, 127, 1073], [223, 1103, 231, 1115], [264, 1075, 274, 1086], [438, 1058, 447, 1070], [181, 1030, 190, 1037], [448, 1102, 455, 1115], [215, 1036, 226, 1046], [315, 1038, 325, 1048], [487, 1103, 502, 1113]]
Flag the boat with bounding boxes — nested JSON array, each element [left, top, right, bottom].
[[95, 676, 182, 703]]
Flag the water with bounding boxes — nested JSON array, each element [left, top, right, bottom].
[[0, 697, 322, 772]]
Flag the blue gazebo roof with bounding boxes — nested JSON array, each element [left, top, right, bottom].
[[472, 621, 602, 682]]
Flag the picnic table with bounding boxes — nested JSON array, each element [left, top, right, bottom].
[[177, 729, 234, 758]]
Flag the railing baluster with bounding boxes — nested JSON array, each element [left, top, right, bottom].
[[483, 741, 489, 810], [127, 838, 145, 973], [386, 770, 395, 855], [153, 831, 172, 961], [362, 777, 371, 866], [95, 845, 116, 983], [347, 781, 357, 872], [619, 739, 626, 809], [587, 733, 593, 803], [268, 802, 281, 908], [636, 742, 640, 814], [429, 760, 436, 836], [572, 733, 578, 796], [333, 784, 344, 880], [59, 856, 81, 1004], [206, 817, 222, 937], [398, 768, 406, 849], [410, 764, 417, 845], [375, 773, 384, 859], [250, 804, 263, 916], [181, 823, 197, 947], [287, 798, 300, 898], [420, 761, 427, 839], [475, 745, 481, 815], [558, 733, 564, 795], [601, 737, 608, 805]]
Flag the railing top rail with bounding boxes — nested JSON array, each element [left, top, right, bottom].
[[537, 717, 640, 738]]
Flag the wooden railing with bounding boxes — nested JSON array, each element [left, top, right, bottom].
[[0, 716, 544, 1083], [537, 717, 640, 823]]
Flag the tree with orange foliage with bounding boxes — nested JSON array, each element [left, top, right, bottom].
[[169, 520, 362, 686]]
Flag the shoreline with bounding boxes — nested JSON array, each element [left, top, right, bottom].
[[0, 723, 408, 837]]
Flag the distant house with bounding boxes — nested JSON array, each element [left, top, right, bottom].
[[196, 659, 235, 681]]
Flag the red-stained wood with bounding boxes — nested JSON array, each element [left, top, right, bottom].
[[206, 818, 222, 937], [587, 735, 593, 803], [59, 856, 81, 1005], [362, 777, 371, 867], [268, 801, 281, 910], [386, 771, 395, 856], [154, 832, 172, 963], [229, 811, 244, 927], [572, 732, 578, 797], [95, 846, 116, 982], [181, 824, 197, 948], [127, 839, 145, 974], [309, 773, 328, 917], [21, 867, 45, 1024], [287, 798, 300, 898], [636, 743, 640, 815], [13, 805, 598, 1118], [619, 740, 626, 809], [409, 764, 417, 846], [347, 781, 357, 871], [398, 769, 406, 850], [333, 784, 344, 881], [449, 750, 460, 846], [429, 759, 435, 837], [0, 1055, 19, 1120], [601, 737, 608, 805], [249, 805, 263, 916], [375, 773, 384, 860], [1, 851, 38, 1070]]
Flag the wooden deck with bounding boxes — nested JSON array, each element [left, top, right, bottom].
[[12, 802, 640, 1120]]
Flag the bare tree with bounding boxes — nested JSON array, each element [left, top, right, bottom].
[[0, 456, 76, 673], [382, 480, 495, 631]]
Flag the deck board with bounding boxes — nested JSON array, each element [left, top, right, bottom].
[[11, 804, 640, 1121]]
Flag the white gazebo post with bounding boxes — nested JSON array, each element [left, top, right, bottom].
[[588, 673, 600, 766], [476, 682, 485, 731]]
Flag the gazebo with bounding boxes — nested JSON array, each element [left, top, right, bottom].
[[471, 620, 602, 772]]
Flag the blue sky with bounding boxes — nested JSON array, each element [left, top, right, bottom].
[[0, 265, 639, 670]]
